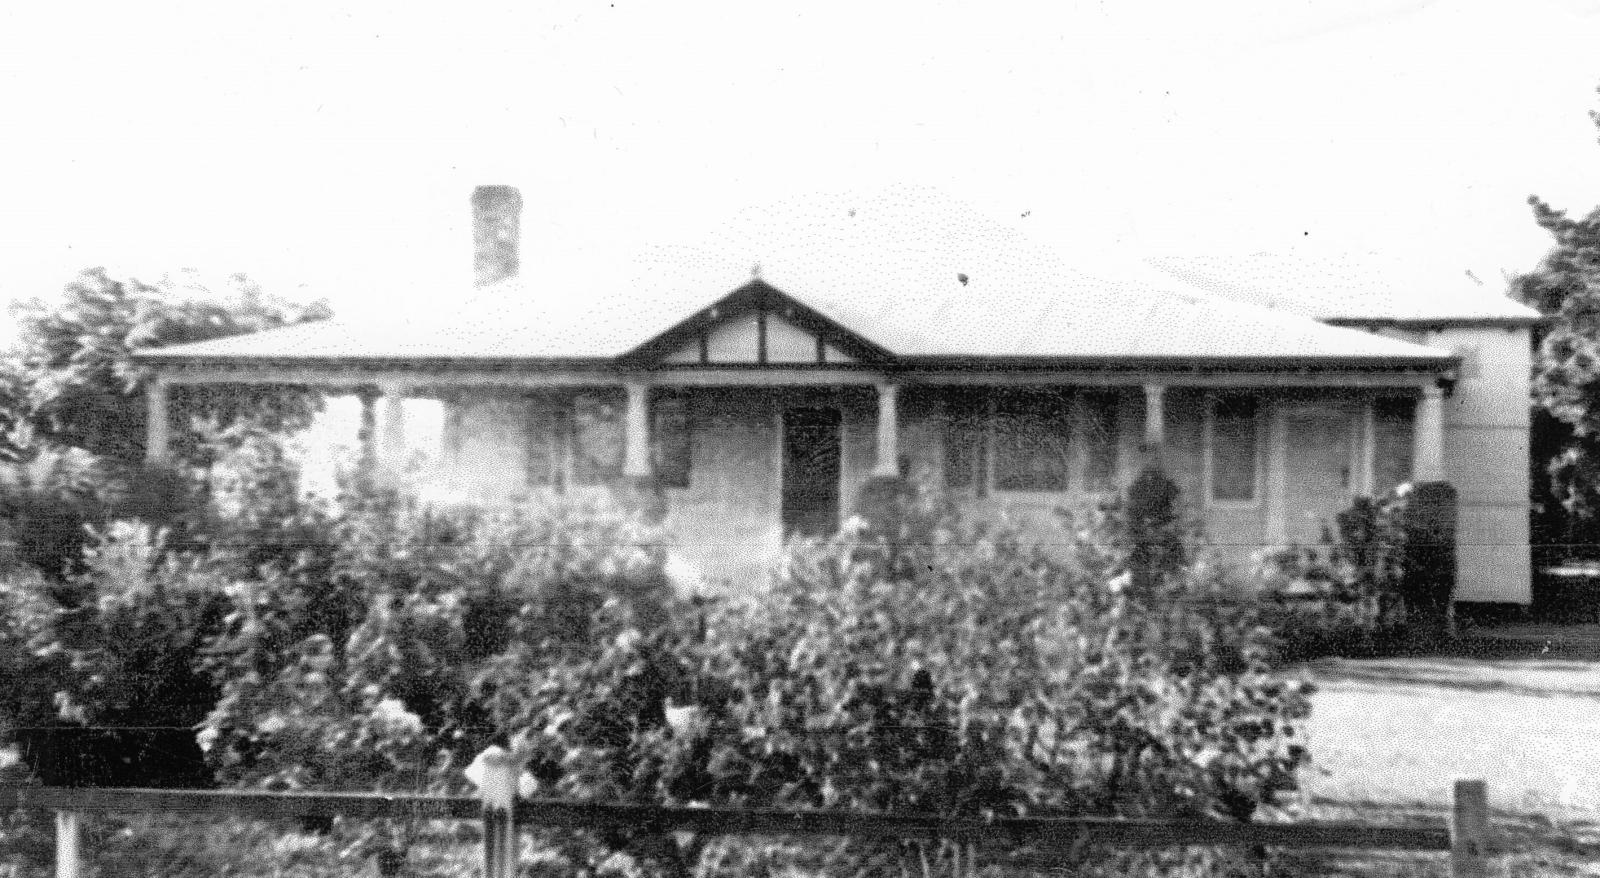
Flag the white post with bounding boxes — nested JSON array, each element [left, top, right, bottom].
[[1414, 384, 1446, 483], [439, 393, 463, 472], [144, 378, 170, 464], [379, 381, 408, 475], [55, 809, 82, 878], [1358, 401, 1377, 496], [623, 381, 652, 478], [874, 382, 900, 477], [1451, 777, 1489, 878], [1141, 383, 1166, 451], [357, 388, 379, 464], [471, 746, 520, 878], [1265, 405, 1289, 545]]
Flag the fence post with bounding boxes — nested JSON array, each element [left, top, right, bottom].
[[54, 810, 81, 878], [1451, 777, 1489, 878], [476, 747, 519, 878]]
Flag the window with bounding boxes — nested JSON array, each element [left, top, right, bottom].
[[943, 390, 989, 495], [525, 398, 569, 490], [571, 393, 624, 485], [651, 392, 693, 489], [945, 388, 1119, 494], [1208, 395, 1259, 503], [992, 389, 1071, 492], [1081, 392, 1120, 491], [1371, 397, 1415, 493], [525, 392, 624, 490]]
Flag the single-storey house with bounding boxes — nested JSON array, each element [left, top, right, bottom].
[[132, 186, 1539, 605]]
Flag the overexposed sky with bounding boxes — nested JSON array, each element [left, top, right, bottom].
[[3, 0, 1600, 323]]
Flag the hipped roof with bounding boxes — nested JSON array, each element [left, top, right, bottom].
[[137, 188, 1456, 370]]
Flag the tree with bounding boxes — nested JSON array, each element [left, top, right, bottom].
[[0, 356, 27, 463], [1517, 87, 1600, 545], [6, 267, 330, 464]]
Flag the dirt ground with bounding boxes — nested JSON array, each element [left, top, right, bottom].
[[1283, 625, 1600, 876]]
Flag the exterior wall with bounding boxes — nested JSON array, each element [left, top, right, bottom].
[[894, 387, 1275, 572], [660, 388, 782, 589], [426, 379, 1514, 599], [661, 386, 880, 589], [449, 391, 533, 501], [1425, 326, 1533, 604], [437, 387, 881, 590]]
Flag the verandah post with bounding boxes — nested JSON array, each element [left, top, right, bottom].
[[1450, 777, 1489, 878], [476, 747, 519, 878], [55, 808, 82, 878]]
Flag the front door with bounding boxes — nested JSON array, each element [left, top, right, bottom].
[[1283, 407, 1358, 545], [781, 407, 842, 538]]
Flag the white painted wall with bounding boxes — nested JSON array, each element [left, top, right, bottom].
[[1425, 325, 1533, 604]]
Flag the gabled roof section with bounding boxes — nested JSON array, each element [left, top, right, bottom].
[[619, 279, 894, 367]]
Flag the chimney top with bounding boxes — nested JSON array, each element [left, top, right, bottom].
[[472, 185, 523, 288]]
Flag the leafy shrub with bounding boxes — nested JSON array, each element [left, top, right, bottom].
[[199, 489, 675, 794], [0, 439, 1313, 878], [485, 477, 1312, 878], [3, 522, 227, 788], [1253, 494, 1410, 661], [0, 447, 201, 589], [1070, 465, 1204, 599], [0, 426, 338, 791], [847, 474, 955, 578]]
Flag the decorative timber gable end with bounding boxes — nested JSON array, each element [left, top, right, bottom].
[[618, 280, 896, 370]]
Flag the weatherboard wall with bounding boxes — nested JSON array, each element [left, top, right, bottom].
[[418, 380, 1527, 602]]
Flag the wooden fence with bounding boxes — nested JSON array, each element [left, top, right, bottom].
[[0, 767, 1495, 878]]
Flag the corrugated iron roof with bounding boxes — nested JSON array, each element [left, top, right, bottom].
[[137, 188, 1456, 368], [1149, 252, 1540, 324]]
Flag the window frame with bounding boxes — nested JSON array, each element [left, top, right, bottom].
[[1203, 392, 1265, 508]]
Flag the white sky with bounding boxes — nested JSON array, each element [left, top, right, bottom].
[[3, 0, 1600, 325]]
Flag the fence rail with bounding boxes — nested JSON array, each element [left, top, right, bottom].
[[0, 774, 1494, 878]]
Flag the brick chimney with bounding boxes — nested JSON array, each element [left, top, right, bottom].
[[471, 185, 523, 287]]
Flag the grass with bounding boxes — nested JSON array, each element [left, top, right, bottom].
[[1281, 625, 1600, 876]]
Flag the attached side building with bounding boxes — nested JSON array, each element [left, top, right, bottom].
[[1155, 253, 1539, 604]]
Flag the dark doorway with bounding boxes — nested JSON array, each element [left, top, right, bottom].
[[782, 407, 842, 538]]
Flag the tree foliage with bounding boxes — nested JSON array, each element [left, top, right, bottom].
[[1518, 87, 1600, 525], [7, 267, 329, 464], [2, 523, 225, 789]]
